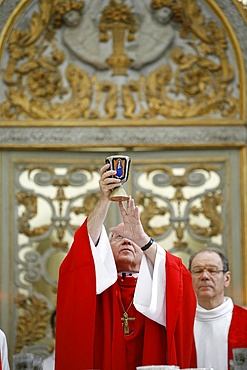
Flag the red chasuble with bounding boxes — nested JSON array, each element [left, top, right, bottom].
[[55, 220, 196, 370], [228, 305, 247, 370]]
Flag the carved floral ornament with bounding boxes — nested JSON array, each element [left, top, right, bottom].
[[14, 293, 52, 353], [0, 0, 245, 125]]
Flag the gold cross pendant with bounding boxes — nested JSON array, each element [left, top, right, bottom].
[[121, 312, 135, 335]]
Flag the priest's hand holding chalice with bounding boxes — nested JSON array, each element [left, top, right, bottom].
[[105, 155, 131, 201]]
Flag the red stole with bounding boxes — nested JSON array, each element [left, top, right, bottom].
[[0, 354, 2, 370], [55, 219, 196, 370]]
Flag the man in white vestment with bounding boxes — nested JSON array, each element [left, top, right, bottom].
[[188, 248, 247, 370]]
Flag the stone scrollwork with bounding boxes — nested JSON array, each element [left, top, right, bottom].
[[0, 0, 241, 122]]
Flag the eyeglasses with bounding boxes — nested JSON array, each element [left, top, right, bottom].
[[110, 234, 124, 242], [191, 266, 226, 277]]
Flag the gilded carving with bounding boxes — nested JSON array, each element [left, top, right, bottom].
[[99, 0, 137, 75], [237, 0, 247, 11], [16, 164, 100, 248], [135, 192, 170, 237], [71, 193, 101, 217], [17, 191, 51, 237], [190, 190, 224, 237], [0, 0, 240, 122], [135, 163, 224, 247], [14, 293, 51, 353]]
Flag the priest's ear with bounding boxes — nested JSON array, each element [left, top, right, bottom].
[[224, 271, 231, 288]]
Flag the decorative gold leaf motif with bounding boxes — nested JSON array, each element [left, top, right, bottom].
[[99, 0, 137, 41], [136, 193, 170, 237], [135, 163, 224, 247], [14, 294, 51, 353], [16, 192, 51, 237], [71, 193, 100, 217], [189, 191, 224, 237], [0, 0, 239, 120]]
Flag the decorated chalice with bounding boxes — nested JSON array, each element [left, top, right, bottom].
[[105, 155, 131, 201]]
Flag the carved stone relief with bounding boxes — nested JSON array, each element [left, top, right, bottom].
[[0, 0, 244, 124], [0, 126, 246, 147]]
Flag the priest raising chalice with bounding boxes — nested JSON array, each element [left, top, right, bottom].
[[55, 157, 196, 370]]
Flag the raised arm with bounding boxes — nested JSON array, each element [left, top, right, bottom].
[[87, 163, 121, 244]]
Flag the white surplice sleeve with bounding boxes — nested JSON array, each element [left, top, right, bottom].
[[133, 244, 166, 327], [88, 225, 118, 294], [0, 329, 10, 370]]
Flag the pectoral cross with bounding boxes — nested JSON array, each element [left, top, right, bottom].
[[121, 311, 135, 335]]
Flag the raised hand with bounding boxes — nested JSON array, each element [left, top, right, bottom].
[[99, 163, 121, 199], [109, 198, 148, 247]]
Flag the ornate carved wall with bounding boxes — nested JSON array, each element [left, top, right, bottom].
[[0, 0, 247, 130], [0, 0, 247, 365]]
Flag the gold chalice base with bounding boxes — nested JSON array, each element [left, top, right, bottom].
[[109, 187, 130, 202]]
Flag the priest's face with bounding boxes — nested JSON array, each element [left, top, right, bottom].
[[110, 231, 143, 273], [190, 250, 231, 310]]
